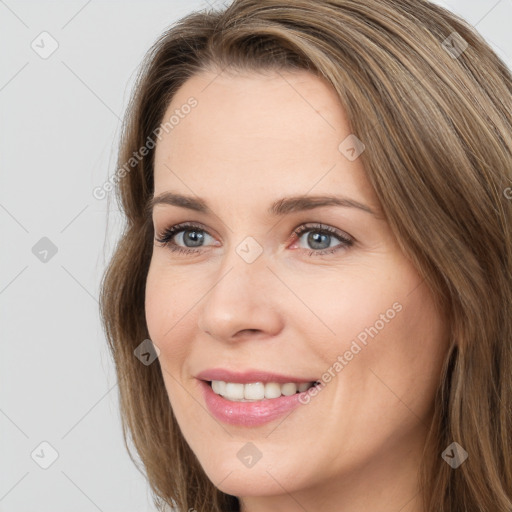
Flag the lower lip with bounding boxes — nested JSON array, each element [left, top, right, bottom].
[[199, 380, 310, 427]]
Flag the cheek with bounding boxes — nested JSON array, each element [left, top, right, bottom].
[[293, 265, 412, 362], [144, 268, 196, 416], [338, 279, 448, 423], [299, 261, 447, 412], [144, 267, 166, 342], [144, 264, 194, 362]]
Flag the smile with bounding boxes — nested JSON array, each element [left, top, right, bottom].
[[210, 380, 317, 401], [195, 368, 322, 426]]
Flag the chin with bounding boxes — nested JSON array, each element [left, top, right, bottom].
[[188, 439, 304, 497], [205, 464, 298, 498]]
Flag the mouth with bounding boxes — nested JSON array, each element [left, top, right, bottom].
[[206, 379, 320, 402], [195, 368, 322, 426], [198, 380, 320, 428]]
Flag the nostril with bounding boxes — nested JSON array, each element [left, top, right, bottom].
[[235, 329, 261, 337]]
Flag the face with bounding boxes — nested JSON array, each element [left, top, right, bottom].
[[145, 68, 449, 508]]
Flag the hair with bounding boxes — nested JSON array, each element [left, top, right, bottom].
[[98, 0, 512, 510]]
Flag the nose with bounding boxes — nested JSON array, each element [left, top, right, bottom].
[[197, 249, 284, 343]]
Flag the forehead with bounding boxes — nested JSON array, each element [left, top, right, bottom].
[[153, 69, 378, 211]]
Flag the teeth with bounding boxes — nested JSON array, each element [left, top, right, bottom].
[[211, 380, 226, 395], [210, 380, 316, 401], [264, 382, 281, 399], [281, 383, 297, 396], [297, 382, 311, 392], [225, 382, 244, 400], [244, 382, 265, 400]]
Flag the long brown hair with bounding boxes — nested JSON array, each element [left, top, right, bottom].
[[98, 1, 512, 510]]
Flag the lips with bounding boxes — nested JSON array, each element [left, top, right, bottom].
[[196, 368, 320, 426]]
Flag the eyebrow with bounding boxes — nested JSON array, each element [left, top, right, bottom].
[[147, 192, 378, 217]]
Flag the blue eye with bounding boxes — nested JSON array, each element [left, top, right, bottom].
[[292, 223, 354, 256], [155, 222, 353, 257], [155, 222, 216, 255]]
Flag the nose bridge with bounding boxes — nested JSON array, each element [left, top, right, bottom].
[[197, 236, 282, 341]]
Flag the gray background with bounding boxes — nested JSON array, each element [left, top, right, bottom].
[[1, 0, 510, 511]]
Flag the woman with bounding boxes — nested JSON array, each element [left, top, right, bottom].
[[99, 0, 512, 510]]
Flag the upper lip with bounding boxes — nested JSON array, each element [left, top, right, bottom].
[[196, 368, 317, 384]]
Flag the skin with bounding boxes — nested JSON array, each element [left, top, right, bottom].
[[145, 67, 449, 512]]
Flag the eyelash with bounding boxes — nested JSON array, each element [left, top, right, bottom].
[[155, 221, 354, 258]]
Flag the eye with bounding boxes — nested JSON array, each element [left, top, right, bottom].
[[290, 223, 354, 256], [154, 222, 354, 257], [155, 222, 217, 255]]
